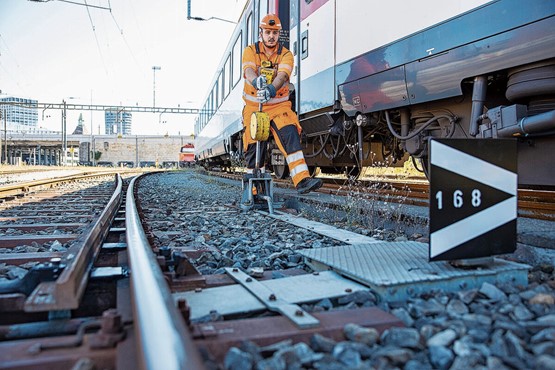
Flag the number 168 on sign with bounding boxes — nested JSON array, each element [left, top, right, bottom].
[[435, 189, 482, 210]]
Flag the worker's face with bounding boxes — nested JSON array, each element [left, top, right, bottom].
[[260, 28, 279, 49]]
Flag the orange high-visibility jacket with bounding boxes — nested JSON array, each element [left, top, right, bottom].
[[241, 42, 301, 148]]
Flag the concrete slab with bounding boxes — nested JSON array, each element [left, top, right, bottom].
[[260, 210, 379, 244], [299, 241, 530, 302], [517, 218, 555, 249]]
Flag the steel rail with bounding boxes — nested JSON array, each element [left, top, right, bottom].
[[125, 174, 205, 370], [24, 174, 124, 311]]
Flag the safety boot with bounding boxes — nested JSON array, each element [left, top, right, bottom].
[[296, 177, 322, 194]]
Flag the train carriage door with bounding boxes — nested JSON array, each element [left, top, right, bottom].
[[291, 0, 335, 115]]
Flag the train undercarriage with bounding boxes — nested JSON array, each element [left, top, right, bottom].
[[291, 59, 555, 187], [201, 59, 555, 188]]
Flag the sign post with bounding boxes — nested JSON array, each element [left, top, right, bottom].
[[429, 139, 517, 261]]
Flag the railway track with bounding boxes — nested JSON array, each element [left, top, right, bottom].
[[0, 172, 130, 368], [0, 170, 553, 369], [136, 171, 555, 369], [321, 179, 555, 221], [214, 170, 555, 221]]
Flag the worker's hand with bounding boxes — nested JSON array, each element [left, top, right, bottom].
[[252, 75, 267, 90], [257, 85, 276, 103]]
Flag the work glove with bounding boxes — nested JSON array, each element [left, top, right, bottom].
[[257, 84, 276, 103], [252, 75, 267, 90]]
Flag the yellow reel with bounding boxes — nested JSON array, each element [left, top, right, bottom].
[[250, 111, 270, 141]]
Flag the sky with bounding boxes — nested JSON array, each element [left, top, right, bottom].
[[0, 0, 248, 136]]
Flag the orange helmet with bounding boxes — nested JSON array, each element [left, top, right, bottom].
[[260, 14, 282, 30]]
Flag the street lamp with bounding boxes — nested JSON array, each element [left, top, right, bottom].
[[61, 96, 79, 166], [62, 99, 67, 166], [90, 90, 94, 166], [152, 66, 161, 107], [1, 107, 6, 164]]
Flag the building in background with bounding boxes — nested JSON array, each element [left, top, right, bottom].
[[72, 113, 89, 135], [0, 96, 38, 132], [104, 110, 132, 135]]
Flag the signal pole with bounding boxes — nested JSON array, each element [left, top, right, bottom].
[[152, 66, 161, 107], [62, 100, 67, 166]]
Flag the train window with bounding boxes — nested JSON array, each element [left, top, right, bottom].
[[224, 54, 231, 99], [232, 32, 243, 87], [214, 81, 219, 109], [205, 100, 209, 122], [208, 91, 213, 119], [217, 72, 223, 107], [220, 69, 225, 103], [246, 12, 253, 45], [207, 94, 210, 119]]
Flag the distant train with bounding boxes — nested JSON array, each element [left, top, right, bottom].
[[194, 0, 555, 187], [179, 143, 196, 167]]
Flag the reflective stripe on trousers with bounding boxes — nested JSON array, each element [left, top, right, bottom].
[[270, 122, 309, 186]]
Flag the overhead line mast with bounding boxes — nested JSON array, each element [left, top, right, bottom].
[[0, 102, 200, 115]]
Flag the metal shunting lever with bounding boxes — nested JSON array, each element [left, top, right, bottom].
[[240, 102, 275, 213], [225, 267, 319, 328]]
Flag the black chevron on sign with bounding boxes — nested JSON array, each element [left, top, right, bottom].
[[429, 165, 514, 232]]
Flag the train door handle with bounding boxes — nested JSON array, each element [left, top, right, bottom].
[[301, 30, 308, 60]]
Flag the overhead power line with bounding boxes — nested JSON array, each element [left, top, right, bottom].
[[186, 0, 236, 24], [28, 0, 111, 11]]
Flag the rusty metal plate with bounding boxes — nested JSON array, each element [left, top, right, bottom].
[[0, 235, 78, 248], [0, 333, 119, 369], [193, 307, 404, 363]]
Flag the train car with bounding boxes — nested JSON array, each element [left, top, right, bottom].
[[179, 143, 196, 167], [194, 0, 555, 187]]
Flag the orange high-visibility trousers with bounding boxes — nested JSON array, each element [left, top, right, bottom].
[[242, 103, 309, 186]]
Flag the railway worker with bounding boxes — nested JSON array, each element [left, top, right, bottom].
[[242, 13, 322, 194]]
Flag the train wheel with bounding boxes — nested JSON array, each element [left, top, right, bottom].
[[345, 166, 361, 181], [411, 156, 430, 180], [273, 164, 289, 179], [320, 167, 343, 175], [420, 157, 430, 180], [308, 166, 319, 177]]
